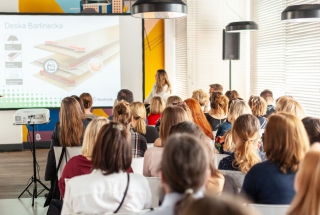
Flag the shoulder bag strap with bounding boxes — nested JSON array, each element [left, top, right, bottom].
[[56, 146, 66, 173], [114, 173, 130, 214]]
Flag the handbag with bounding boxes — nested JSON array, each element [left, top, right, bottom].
[[114, 173, 130, 214]]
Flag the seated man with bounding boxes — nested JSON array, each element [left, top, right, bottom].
[[109, 89, 134, 120], [209, 83, 223, 95], [260, 89, 275, 117]]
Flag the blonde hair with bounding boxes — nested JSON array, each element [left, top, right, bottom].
[[276, 97, 306, 119], [82, 117, 109, 159], [192, 89, 209, 107], [264, 112, 309, 173], [166, 95, 183, 107], [248, 95, 267, 117], [150, 96, 165, 114], [156, 69, 172, 94], [287, 144, 320, 215], [229, 100, 252, 124], [232, 114, 261, 173], [130, 102, 147, 134], [223, 130, 235, 153]]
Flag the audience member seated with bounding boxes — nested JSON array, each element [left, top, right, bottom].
[[80, 92, 98, 120], [241, 112, 309, 204], [61, 122, 152, 215], [185, 98, 214, 140], [209, 83, 223, 94], [165, 95, 183, 107], [287, 144, 320, 215], [113, 101, 147, 158], [205, 92, 229, 131], [260, 89, 275, 117], [146, 134, 209, 215], [192, 89, 210, 112], [169, 121, 237, 196], [218, 114, 265, 172], [71, 95, 86, 115], [248, 95, 268, 129], [276, 96, 306, 119], [143, 106, 189, 177], [45, 97, 90, 198], [144, 69, 172, 104], [58, 117, 109, 198], [225, 90, 240, 101], [147, 96, 165, 126], [109, 89, 134, 120], [302, 117, 320, 145], [130, 102, 159, 143]]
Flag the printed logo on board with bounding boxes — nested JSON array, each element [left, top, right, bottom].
[[43, 59, 59, 74]]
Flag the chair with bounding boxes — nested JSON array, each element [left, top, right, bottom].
[[213, 154, 228, 168], [53, 146, 82, 179], [131, 157, 144, 175], [147, 143, 154, 149], [249, 204, 290, 215], [68, 209, 150, 215], [146, 177, 162, 208], [219, 170, 246, 190]]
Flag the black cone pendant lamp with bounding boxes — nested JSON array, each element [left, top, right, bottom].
[[225, 21, 258, 32], [82, 0, 111, 5], [131, 0, 187, 19], [282, 4, 320, 22]]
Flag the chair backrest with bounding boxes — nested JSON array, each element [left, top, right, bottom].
[[213, 154, 229, 168], [146, 177, 162, 208], [147, 143, 154, 149], [219, 170, 246, 190], [53, 146, 82, 179], [249, 204, 290, 215], [131, 157, 144, 175], [68, 210, 150, 215], [259, 129, 265, 136]]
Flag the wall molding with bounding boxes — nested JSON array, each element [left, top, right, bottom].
[[0, 142, 50, 152]]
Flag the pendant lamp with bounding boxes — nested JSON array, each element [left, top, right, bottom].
[[82, 0, 111, 5], [131, 0, 187, 19], [282, 4, 320, 22], [225, 21, 258, 32]]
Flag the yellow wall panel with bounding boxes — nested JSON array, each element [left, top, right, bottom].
[[19, 0, 64, 13]]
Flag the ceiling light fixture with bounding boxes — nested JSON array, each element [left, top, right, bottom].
[[82, 0, 111, 5], [281, 4, 320, 22]]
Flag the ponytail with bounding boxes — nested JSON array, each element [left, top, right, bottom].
[[174, 190, 196, 215], [135, 116, 146, 134]]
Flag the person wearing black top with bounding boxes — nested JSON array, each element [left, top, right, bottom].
[[205, 92, 228, 131]]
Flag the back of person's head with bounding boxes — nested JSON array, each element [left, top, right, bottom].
[[228, 100, 252, 124], [149, 96, 165, 114], [225, 90, 240, 101], [232, 114, 261, 173], [166, 95, 183, 107], [302, 117, 320, 144], [117, 89, 134, 103], [172, 102, 194, 121], [113, 100, 131, 127], [191, 89, 209, 107], [159, 106, 189, 144], [60, 97, 85, 147], [91, 122, 132, 174], [276, 96, 305, 119], [156, 69, 172, 94], [288, 144, 320, 215], [184, 98, 214, 139], [210, 92, 229, 115], [82, 117, 109, 159], [130, 102, 147, 134], [80, 92, 93, 109], [264, 112, 310, 173], [260, 89, 274, 104], [248, 95, 267, 117], [161, 134, 209, 215], [71, 95, 85, 114], [209, 84, 223, 93]]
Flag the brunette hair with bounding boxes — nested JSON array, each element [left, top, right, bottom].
[[59, 97, 86, 147], [209, 84, 223, 93], [192, 89, 209, 107], [225, 90, 240, 101], [161, 134, 209, 215], [150, 96, 165, 114], [113, 101, 131, 127], [184, 98, 214, 139], [80, 92, 93, 109], [264, 112, 309, 173], [166, 95, 183, 107], [260, 89, 274, 102], [82, 117, 109, 159], [302, 117, 320, 144], [210, 92, 229, 115], [159, 106, 189, 145], [248, 95, 267, 117], [117, 89, 134, 103], [156, 69, 172, 94], [232, 114, 261, 173], [276, 97, 305, 119], [91, 122, 132, 174], [71, 95, 85, 114], [130, 102, 147, 134]]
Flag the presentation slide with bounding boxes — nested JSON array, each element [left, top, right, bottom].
[[0, 14, 123, 108]]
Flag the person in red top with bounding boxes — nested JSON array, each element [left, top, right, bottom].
[[147, 96, 165, 126]]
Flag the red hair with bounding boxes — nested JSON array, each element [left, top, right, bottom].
[[184, 98, 214, 139]]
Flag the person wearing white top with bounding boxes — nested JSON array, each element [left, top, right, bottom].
[[146, 134, 210, 215], [61, 122, 152, 215], [144, 69, 172, 103]]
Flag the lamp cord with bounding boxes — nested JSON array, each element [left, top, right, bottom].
[[226, 0, 242, 21]]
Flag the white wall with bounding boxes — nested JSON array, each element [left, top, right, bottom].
[[0, 110, 22, 144], [164, 19, 175, 94]]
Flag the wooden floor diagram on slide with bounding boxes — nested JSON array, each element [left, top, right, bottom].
[[32, 25, 119, 91]]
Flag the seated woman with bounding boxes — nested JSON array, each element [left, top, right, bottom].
[[218, 114, 265, 173], [205, 92, 229, 132], [80, 92, 99, 120], [61, 122, 152, 214], [192, 89, 210, 112], [130, 101, 159, 143], [276, 96, 306, 119], [248, 95, 268, 129], [58, 117, 109, 198], [225, 90, 240, 101], [166, 95, 183, 107], [301, 116, 320, 145], [169, 121, 237, 196], [288, 144, 320, 215], [146, 134, 210, 215], [241, 112, 309, 204], [147, 96, 165, 126], [143, 106, 189, 177]]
